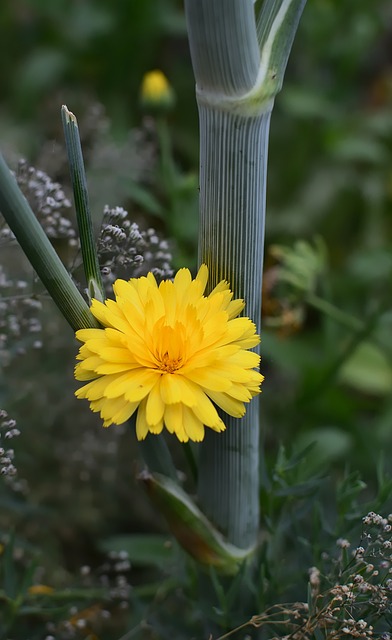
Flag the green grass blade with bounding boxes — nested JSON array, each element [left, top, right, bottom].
[[61, 105, 104, 302]]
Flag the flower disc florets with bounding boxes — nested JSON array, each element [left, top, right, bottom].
[[74, 265, 263, 442]]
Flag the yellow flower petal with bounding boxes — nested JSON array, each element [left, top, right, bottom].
[[183, 367, 233, 392], [224, 385, 252, 402], [76, 328, 108, 343], [227, 298, 245, 319], [187, 383, 225, 429], [183, 406, 206, 442], [136, 398, 150, 440], [96, 362, 141, 375], [75, 374, 118, 400], [78, 355, 105, 372], [111, 400, 139, 425], [74, 366, 99, 382], [99, 396, 138, 425], [145, 380, 166, 425], [206, 390, 246, 418], [164, 403, 188, 441], [149, 419, 164, 435], [195, 263, 208, 292], [104, 369, 157, 399], [160, 374, 184, 404]]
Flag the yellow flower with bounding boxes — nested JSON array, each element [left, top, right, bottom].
[[74, 265, 263, 443], [140, 70, 175, 111]]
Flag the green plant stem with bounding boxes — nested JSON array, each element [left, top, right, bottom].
[[0, 153, 98, 331], [183, 441, 198, 483], [185, 0, 306, 550], [155, 116, 180, 237], [196, 107, 271, 548], [61, 105, 104, 302], [156, 117, 176, 191]]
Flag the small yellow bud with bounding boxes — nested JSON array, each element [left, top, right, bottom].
[[28, 584, 54, 596], [140, 70, 175, 112]]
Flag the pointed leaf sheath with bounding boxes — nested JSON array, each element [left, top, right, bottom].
[[139, 470, 252, 574]]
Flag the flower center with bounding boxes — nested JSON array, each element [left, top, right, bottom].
[[158, 352, 182, 374]]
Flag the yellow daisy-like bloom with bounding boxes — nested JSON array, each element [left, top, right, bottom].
[[74, 265, 263, 443]]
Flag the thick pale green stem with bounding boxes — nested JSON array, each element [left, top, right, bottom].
[[185, 0, 260, 94], [185, 0, 306, 550], [197, 107, 271, 547]]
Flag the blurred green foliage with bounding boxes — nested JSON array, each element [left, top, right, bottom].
[[1, 0, 392, 638]]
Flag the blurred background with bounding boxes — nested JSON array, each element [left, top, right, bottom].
[[1, 0, 392, 638]]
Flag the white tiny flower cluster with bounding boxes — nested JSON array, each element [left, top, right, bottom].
[[336, 537, 351, 549], [41, 548, 133, 636], [15, 159, 77, 246], [0, 264, 43, 366], [0, 410, 18, 476], [340, 618, 373, 637], [0, 409, 18, 471], [363, 511, 392, 530], [297, 512, 392, 639], [97, 205, 173, 292], [0, 410, 28, 494]]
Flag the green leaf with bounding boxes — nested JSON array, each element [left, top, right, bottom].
[[62, 105, 104, 302], [274, 478, 323, 498], [295, 427, 352, 467], [339, 341, 392, 396], [330, 134, 387, 165], [139, 471, 253, 574], [256, 0, 307, 97]]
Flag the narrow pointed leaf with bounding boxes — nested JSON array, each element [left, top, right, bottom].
[[61, 105, 104, 302], [256, 0, 307, 95], [139, 470, 253, 574]]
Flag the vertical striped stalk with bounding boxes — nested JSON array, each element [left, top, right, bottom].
[[197, 108, 271, 547], [185, 0, 306, 548]]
